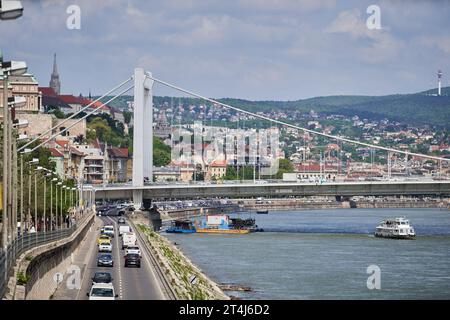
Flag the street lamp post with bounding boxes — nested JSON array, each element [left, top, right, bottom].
[[2, 63, 9, 252], [1, 56, 27, 247], [60, 184, 64, 229], [26, 159, 38, 234], [43, 173, 49, 234], [20, 155, 23, 238], [51, 178, 57, 231], [56, 182, 61, 229]]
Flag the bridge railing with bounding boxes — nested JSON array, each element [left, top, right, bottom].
[[96, 176, 448, 189], [0, 209, 93, 298]]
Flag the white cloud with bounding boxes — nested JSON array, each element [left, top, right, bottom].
[[324, 8, 403, 63]]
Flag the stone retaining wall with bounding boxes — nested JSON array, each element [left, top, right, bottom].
[[5, 211, 94, 300]]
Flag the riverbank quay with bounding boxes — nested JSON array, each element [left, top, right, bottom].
[[159, 197, 449, 220]]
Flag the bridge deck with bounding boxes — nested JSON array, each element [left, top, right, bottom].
[[91, 181, 450, 200]]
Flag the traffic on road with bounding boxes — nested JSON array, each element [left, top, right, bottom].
[[82, 215, 163, 300]]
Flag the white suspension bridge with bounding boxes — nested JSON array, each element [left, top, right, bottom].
[[18, 68, 450, 206]]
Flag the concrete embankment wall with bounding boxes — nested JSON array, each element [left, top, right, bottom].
[[10, 213, 95, 300], [162, 200, 447, 220], [355, 201, 447, 209]]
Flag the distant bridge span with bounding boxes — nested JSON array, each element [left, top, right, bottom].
[[91, 181, 450, 201]]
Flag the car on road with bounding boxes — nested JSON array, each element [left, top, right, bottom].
[[118, 217, 126, 224], [97, 235, 111, 245], [92, 272, 113, 285], [119, 225, 131, 237], [98, 243, 112, 253], [125, 245, 141, 256], [121, 232, 137, 250], [87, 283, 118, 300], [124, 253, 141, 268], [97, 253, 114, 267], [103, 225, 115, 238]]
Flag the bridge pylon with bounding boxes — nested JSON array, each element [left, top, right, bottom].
[[132, 68, 154, 207]]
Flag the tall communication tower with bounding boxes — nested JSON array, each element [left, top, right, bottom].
[[437, 70, 443, 96]]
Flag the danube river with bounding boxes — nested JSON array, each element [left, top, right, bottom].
[[164, 208, 450, 299]]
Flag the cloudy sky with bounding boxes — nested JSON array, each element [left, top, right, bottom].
[[1, 0, 449, 100]]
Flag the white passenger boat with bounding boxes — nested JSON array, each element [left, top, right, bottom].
[[374, 217, 416, 239]]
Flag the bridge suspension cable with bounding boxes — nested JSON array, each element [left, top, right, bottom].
[[18, 77, 133, 153], [145, 73, 450, 163], [25, 84, 134, 154]]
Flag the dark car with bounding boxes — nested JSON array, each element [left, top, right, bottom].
[[97, 254, 114, 267], [92, 272, 113, 285], [124, 253, 141, 268], [118, 217, 126, 224]]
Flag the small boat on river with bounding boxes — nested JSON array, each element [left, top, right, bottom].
[[374, 217, 416, 239], [166, 220, 196, 233]]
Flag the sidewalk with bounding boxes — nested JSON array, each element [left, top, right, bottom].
[[51, 216, 102, 300]]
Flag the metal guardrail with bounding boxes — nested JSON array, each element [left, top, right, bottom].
[[128, 218, 178, 300], [0, 214, 91, 298]]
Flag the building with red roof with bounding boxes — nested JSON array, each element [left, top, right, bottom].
[[106, 147, 130, 182]]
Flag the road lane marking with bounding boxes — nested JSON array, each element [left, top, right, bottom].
[[76, 217, 102, 300], [108, 216, 124, 299], [132, 221, 166, 299]]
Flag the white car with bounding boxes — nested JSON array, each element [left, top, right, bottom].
[[87, 283, 118, 300], [103, 225, 115, 238], [125, 245, 141, 256], [121, 232, 137, 250], [98, 243, 112, 253], [119, 225, 131, 237]]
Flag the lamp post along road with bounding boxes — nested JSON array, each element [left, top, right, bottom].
[[34, 171, 37, 245], [50, 178, 56, 231], [7, 99, 13, 244], [55, 183, 58, 229], [20, 156, 23, 238], [59, 184, 63, 229], [43, 175, 46, 234], [12, 136, 17, 253], [27, 167, 31, 233], [2, 73, 9, 251]]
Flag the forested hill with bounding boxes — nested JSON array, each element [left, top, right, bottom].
[[102, 86, 450, 128]]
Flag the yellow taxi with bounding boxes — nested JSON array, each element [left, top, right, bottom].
[[97, 234, 111, 245]]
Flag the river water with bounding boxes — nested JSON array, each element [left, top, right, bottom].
[[163, 208, 450, 299]]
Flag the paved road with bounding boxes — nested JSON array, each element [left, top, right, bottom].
[[77, 216, 164, 300]]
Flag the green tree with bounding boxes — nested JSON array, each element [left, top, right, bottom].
[[153, 137, 171, 166], [273, 158, 294, 179], [123, 111, 132, 125]]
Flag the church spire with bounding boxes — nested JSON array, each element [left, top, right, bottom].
[[52, 53, 58, 75], [49, 52, 61, 95]]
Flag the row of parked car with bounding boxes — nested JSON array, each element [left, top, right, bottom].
[[86, 218, 142, 300]]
